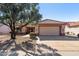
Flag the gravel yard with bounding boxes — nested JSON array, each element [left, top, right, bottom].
[[0, 35, 79, 56]]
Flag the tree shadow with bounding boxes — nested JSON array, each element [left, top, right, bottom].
[[36, 44, 61, 56], [19, 40, 61, 56], [0, 39, 13, 50], [0, 39, 61, 56], [0, 39, 19, 56]]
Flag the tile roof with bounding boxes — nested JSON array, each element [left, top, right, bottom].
[[39, 19, 64, 24], [65, 22, 79, 27]]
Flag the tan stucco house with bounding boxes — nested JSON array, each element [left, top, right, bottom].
[[20, 19, 65, 36], [0, 19, 65, 35], [38, 19, 65, 35], [1, 19, 79, 36]]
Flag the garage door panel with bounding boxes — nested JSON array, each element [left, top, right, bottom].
[[39, 27, 59, 35]]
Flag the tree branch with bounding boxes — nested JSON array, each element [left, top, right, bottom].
[[0, 22, 9, 27]]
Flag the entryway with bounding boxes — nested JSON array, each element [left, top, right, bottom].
[[26, 27, 35, 34]]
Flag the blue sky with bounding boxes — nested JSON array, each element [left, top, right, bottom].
[[39, 3, 79, 22]]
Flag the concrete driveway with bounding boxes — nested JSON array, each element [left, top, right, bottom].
[[39, 35, 79, 40], [39, 35, 79, 56]]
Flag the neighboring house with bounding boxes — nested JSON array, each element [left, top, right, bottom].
[[0, 24, 11, 34], [65, 22, 79, 37], [18, 19, 65, 36]]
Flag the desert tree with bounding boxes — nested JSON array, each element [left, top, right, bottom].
[[0, 3, 42, 40]]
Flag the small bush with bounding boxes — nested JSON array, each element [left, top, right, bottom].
[[30, 32, 37, 40]]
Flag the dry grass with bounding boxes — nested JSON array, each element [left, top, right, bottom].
[[16, 35, 31, 44], [0, 34, 31, 44]]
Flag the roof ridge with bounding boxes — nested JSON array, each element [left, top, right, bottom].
[[40, 19, 63, 22]]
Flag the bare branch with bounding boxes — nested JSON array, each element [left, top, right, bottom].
[[0, 22, 9, 27]]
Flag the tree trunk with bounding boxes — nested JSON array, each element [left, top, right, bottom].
[[10, 10, 16, 40], [11, 31, 16, 39], [10, 23, 17, 46], [10, 20, 16, 40]]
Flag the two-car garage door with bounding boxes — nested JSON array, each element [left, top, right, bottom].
[[39, 27, 60, 35]]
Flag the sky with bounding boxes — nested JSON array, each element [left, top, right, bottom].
[[39, 3, 79, 22]]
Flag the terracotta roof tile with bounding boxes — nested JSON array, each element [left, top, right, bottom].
[[65, 22, 79, 27]]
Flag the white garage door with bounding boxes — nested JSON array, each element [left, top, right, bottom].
[[39, 27, 59, 35]]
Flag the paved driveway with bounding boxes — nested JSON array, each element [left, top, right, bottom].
[[39, 35, 79, 56], [39, 35, 79, 40]]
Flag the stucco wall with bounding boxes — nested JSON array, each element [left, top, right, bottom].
[[21, 26, 27, 33], [35, 25, 39, 34]]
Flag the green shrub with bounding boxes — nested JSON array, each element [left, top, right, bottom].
[[30, 32, 37, 40]]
